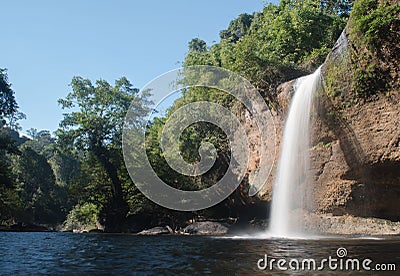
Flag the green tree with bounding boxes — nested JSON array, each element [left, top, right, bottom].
[[320, 0, 353, 17], [0, 69, 24, 223], [11, 144, 66, 224], [220, 13, 254, 42], [188, 38, 207, 52], [58, 76, 150, 232], [0, 69, 18, 122], [25, 129, 55, 158], [0, 132, 21, 224]]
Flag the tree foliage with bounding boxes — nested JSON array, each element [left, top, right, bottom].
[[220, 13, 254, 42], [348, 0, 400, 98], [0, 69, 25, 223], [11, 143, 67, 224], [188, 38, 207, 53], [57, 76, 150, 231], [0, 69, 18, 122], [184, 1, 347, 94]]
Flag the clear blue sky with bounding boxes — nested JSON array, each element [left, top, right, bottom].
[[1, 0, 278, 133]]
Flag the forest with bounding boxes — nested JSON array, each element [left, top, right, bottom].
[[1, 0, 398, 232]]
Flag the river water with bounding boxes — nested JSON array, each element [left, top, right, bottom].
[[0, 232, 399, 275]]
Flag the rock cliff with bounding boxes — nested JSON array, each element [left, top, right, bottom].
[[254, 1, 399, 224]]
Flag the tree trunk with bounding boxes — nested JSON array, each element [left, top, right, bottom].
[[94, 145, 128, 232]]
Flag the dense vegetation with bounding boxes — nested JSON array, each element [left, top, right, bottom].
[[349, 0, 399, 98], [184, 0, 349, 95], [7, 0, 393, 232], [323, 0, 399, 110]]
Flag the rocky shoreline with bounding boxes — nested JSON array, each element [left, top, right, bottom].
[[3, 214, 400, 236], [304, 214, 400, 236], [134, 216, 400, 236]]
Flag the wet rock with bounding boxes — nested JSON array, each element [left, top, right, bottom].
[[304, 213, 400, 236], [137, 226, 170, 235], [73, 229, 88, 233], [88, 228, 104, 233], [182, 221, 229, 235]]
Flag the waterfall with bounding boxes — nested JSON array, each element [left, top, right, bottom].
[[269, 67, 321, 237]]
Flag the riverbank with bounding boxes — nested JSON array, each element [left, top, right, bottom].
[[304, 214, 400, 236], [0, 223, 57, 232], [3, 214, 400, 236]]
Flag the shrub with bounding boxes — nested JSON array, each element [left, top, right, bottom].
[[63, 202, 100, 231]]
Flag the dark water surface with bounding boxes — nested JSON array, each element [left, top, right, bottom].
[[0, 232, 399, 275]]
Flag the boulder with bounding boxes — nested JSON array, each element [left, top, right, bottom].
[[137, 226, 170, 235], [88, 228, 104, 233], [182, 221, 229, 235]]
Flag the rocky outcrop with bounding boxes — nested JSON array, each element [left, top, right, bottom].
[[137, 226, 172, 235], [311, 92, 400, 220], [181, 221, 229, 235], [304, 213, 400, 236]]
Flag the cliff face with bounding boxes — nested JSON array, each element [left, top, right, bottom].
[[255, 1, 400, 222], [311, 21, 400, 220], [311, 77, 400, 220]]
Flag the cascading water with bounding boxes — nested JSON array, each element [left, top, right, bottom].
[[269, 67, 321, 238]]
